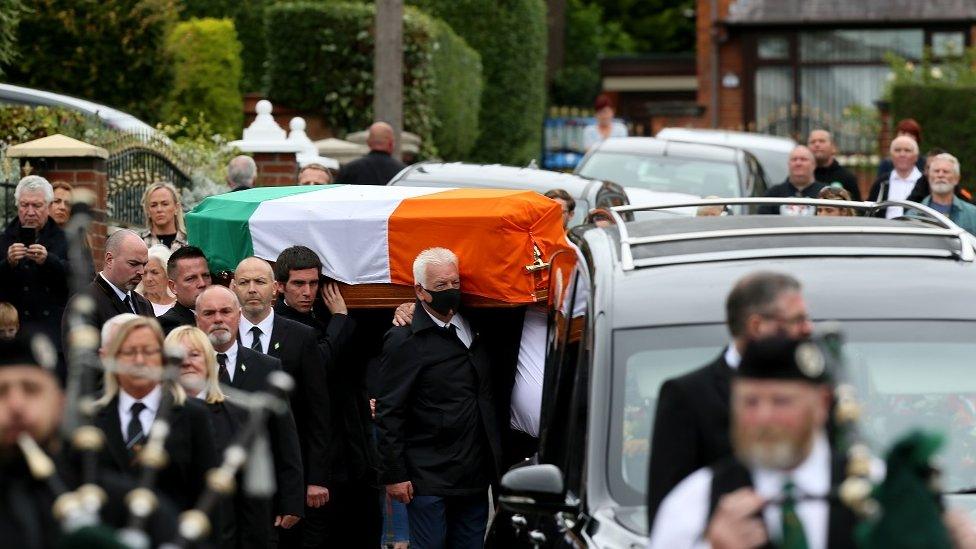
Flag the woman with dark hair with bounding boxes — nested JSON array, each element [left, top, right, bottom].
[[877, 118, 927, 176], [583, 94, 628, 151]]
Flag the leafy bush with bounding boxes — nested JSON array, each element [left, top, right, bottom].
[[266, 2, 483, 159], [162, 18, 243, 138], [429, 19, 482, 160], [179, 0, 269, 93], [0, 0, 27, 74], [2, 0, 178, 122], [890, 84, 976, 191], [155, 113, 238, 208], [0, 106, 103, 148], [410, 0, 547, 165]]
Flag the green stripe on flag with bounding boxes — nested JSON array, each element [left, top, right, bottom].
[[186, 185, 338, 272]]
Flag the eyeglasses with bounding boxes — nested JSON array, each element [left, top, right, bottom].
[[117, 347, 162, 360]]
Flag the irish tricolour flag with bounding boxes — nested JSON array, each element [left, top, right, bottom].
[[186, 185, 571, 304]]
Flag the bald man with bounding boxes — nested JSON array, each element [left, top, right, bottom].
[[759, 145, 826, 215], [808, 129, 861, 200], [230, 257, 339, 546], [337, 122, 407, 185], [868, 135, 929, 218], [62, 229, 153, 359]]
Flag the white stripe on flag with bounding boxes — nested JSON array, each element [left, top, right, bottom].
[[248, 186, 448, 284]]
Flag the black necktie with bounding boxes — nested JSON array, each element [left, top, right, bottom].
[[217, 353, 230, 384], [446, 324, 465, 347], [249, 326, 264, 353], [122, 294, 136, 314], [126, 402, 147, 456]]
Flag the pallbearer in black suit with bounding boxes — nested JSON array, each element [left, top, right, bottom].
[[377, 248, 502, 549], [167, 325, 305, 548], [647, 272, 814, 527], [273, 245, 380, 547], [92, 316, 217, 511], [157, 245, 212, 334], [62, 229, 153, 352], [231, 257, 335, 548]]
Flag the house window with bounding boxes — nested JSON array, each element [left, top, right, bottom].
[[799, 29, 924, 62], [933, 31, 966, 57], [758, 36, 790, 60]]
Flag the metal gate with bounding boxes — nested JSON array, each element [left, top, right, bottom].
[[105, 133, 191, 227]]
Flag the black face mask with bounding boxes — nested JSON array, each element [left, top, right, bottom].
[[423, 287, 461, 315]]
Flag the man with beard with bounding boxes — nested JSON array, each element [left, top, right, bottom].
[[920, 153, 976, 234], [63, 230, 152, 352], [647, 272, 813, 526], [648, 336, 849, 548], [0, 333, 178, 547], [158, 246, 212, 334]]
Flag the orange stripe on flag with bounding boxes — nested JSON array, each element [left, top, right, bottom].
[[387, 188, 573, 303]]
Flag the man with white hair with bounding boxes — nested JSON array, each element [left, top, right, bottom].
[[0, 175, 70, 362], [376, 247, 502, 548], [227, 155, 258, 192], [921, 153, 976, 234], [868, 135, 928, 218], [759, 146, 826, 215]]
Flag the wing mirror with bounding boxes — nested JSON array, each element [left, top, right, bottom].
[[498, 464, 580, 516]]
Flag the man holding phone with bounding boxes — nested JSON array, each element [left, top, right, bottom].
[[0, 176, 70, 375]]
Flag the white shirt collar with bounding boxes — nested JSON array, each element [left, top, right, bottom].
[[420, 305, 473, 348], [118, 384, 163, 416], [724, 343, 742, 369], [889, 166, 922, 184], [239, 309, 274, 342], [99, 272, 129, 301]]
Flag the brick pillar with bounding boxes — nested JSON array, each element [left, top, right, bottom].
[[253, 152, 298, 187], [7, 135, 109, 270]]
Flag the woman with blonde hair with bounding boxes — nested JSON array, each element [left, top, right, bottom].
[[140, 181, 187, 251], [165, 325, 305, 544], [92, 316, 217, 510], [137, 244, 177, 316]]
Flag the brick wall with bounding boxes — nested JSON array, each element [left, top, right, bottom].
[[24, 157, 108, 269], [696, 0, 745, 130], [253, 152, 298, 187]]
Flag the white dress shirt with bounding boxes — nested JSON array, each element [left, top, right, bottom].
[[216, 341, 240, 382], [118, 385, 163, 442], [724, 343, 742, 369], [100, 272, 135, 312], [648, 432, 832, 549], [510, 304, 547, 437], [239, 310, 275, 353], [885, 166, 922, 219], [421, 306, 472, 348]]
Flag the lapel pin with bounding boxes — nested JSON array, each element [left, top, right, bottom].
[[274, 342, 280, 350], [241, 364, 247, 372]]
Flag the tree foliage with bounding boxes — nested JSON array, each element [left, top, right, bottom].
[[0, 0, 27, 74], [162, 18, 243, 138], [410, 0, 548, 165], [2, 0, 178, 122], [179, 0, 268, 93], [595, 0, 695, 54]]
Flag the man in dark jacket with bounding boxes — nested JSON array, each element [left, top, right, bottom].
[[337, 122, 406, 185], [376, 247, 502, 548], [646, 271, 813, 528], [759, 145, 825, 215], [0, 176, 70, 356], [272, 246, 381, 547], [62, 229, 153, 362], [157, 246, 212, 334], [808, 129, 861, 201], [867, 135, 929, 218]]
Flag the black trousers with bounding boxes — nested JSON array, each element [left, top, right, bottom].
[[283, 480, 382, 548]]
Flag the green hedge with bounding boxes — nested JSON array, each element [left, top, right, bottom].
[[410, 0, 547, 165], [266, 2, 483, 160], [429, 19, 482, 160], [162, 18, 243, 138], [0, 105, 102, 147], [890, 84, 976, 190], [2, 0, 178, 122], [179, 0, 268, 93]]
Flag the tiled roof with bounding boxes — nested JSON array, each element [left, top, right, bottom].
[[726, 0, 976, 24]]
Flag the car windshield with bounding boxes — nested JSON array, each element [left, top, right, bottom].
[[747, 148, 789, 184], [578, 152, 740, 197], [610, 320, 976, 511]]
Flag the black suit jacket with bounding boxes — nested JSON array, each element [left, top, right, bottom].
[[376, 301, 503, 496], [867, 171, 929, 217], [63, 275, 154, 352], [647, 351, 733, 527], [93, 394, 218, 511], [208, 399, 303, 548], [157, 302, 195, 334], [227, 346, 307, 505], [261, 314, 334, 488], [337, 150, 406, 185]]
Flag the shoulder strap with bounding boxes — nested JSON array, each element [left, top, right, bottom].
[[827, 451, 859, 549]]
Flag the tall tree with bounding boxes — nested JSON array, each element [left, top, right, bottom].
[[594, 0, 695, 53]]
